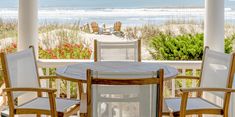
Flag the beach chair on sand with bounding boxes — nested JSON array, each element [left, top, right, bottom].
[[102, 24, 112, 35], [113, 21, 124, 37], [91, 22, 99, 34], [114, 21, 122, 32]]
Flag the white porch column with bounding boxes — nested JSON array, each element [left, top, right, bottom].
[[204, 0, 224, 52], [17, 1, 39, 116], [18, 0, 38, 56]]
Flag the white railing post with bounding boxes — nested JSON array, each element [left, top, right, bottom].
[[56, 79, 61, 97], [192, 69, 197, 97], [182, 69, 186, 88], [171, 79, 175, 97], [192, 69, 197, 87], [46, 68, 50, 88], [76, 83, 80, 99], [76, 83, 80, 116], [67, 81, 71, 98]]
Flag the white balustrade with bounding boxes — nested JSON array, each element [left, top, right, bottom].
[[37, 59, 202, 98]]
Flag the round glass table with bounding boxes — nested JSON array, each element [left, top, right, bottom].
[[56, 61, 178, 82], [56, 61, 178, 116]]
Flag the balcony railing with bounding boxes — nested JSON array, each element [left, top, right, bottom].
[[37, 59, 202, 98], [2, 59, 228, 117]]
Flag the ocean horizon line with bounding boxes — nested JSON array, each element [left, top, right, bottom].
[[0, 6, 206, 9]]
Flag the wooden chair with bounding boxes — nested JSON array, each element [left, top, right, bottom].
[[0, 69, 7, 109], [80, 69, 164, 117], [113, 21, 122, 32], [0, 83, 7, 114], [93, 39, 141, 62], [91, 22, 99, 34], [112, 21, 124, 37], [0, 46, 80, 117], [164, 47, 235, 117]]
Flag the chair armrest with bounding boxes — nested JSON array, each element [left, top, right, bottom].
[[175, 76, 200, 80], [179, 88, 235, 93], [80, 93, 87, 116], [39, 76, 58, 79], [3, 88, 57, 93]]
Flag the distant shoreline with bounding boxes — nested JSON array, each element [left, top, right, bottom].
[[0, 7, 234, 26]]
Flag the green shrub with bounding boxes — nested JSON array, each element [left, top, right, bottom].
[[149, 33, 234, 60]]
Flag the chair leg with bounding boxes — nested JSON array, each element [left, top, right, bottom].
[[58, 112, 64, 117], [36, 114, 41, 117], [223, 113, 228, 117], [169, 112, 174, 117], [81, 113, 88, 117], [198, 114, 202, 117], [9, 111, 14, 117]]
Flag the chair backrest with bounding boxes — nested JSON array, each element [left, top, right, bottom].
[[0, 47, 40, 100], [94, 40, 141, 62], [91, 22, 99, 33], [114, 21, 122, 32], [199, 47, 235, 98], [86, 69, 164, 117]]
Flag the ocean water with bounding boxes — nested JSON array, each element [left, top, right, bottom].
[[0, 0, 235, 26], [0, 0, 205, 9]]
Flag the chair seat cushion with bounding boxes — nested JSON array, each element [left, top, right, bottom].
[[16, 97, 80, 112], [164, 97, 221, 113]]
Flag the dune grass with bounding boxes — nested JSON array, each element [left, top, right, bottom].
[[0, 19, 17, 39]]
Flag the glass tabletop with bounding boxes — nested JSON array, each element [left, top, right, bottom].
[[56, 61, 178, 81]]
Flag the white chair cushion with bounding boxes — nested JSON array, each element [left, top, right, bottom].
[[16, 97, 80, 112], [164, 97, 221, 112]]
